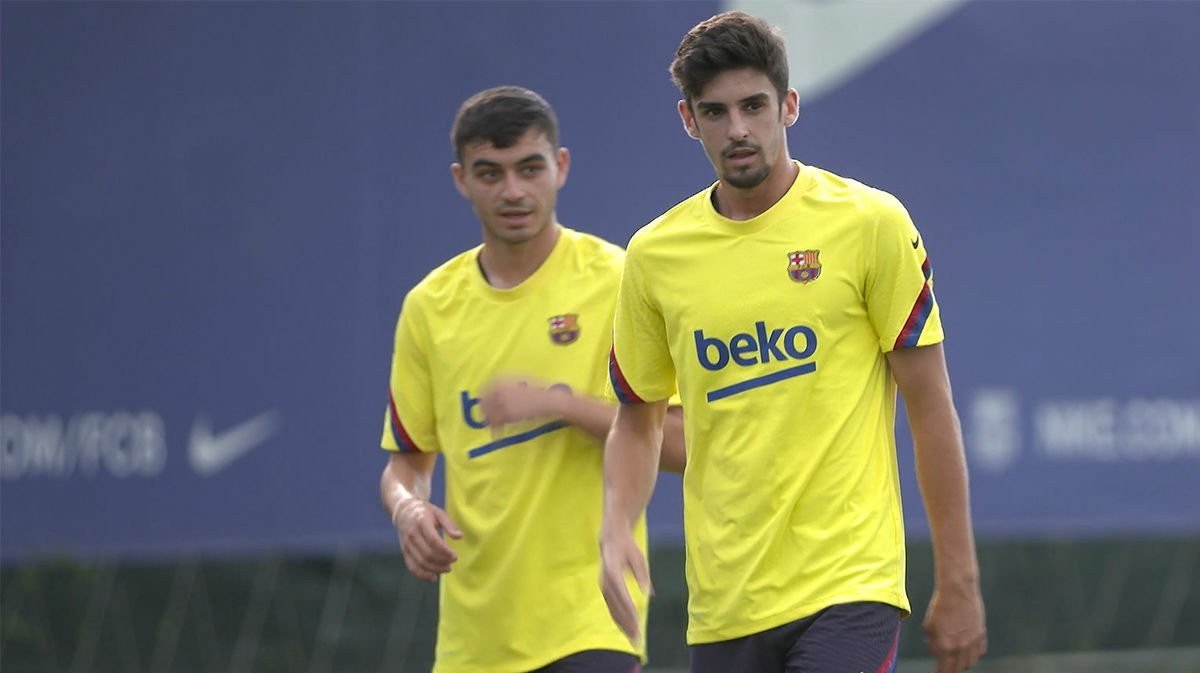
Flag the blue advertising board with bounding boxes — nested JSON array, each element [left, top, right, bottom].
[[2, 0, 1197, 562]]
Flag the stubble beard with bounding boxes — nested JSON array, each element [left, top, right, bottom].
[[723, 162, 771, 190], [717, 141, 772, 190]]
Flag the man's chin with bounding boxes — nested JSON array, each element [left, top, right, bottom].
[[492, 226, 539, 245], [723, 166, 770, 190]]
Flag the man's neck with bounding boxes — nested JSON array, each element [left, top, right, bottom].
[[478, 223, 561, 290], [713, 158, 799, 221]]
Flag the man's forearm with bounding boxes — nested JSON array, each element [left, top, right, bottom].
[[380, 453, 435, 521], [888, 344, 979, 581], [557, 390, 686, 474], [602, 402, 666, 531], [658, 406, 687, 474], [908, 393, 979, 583], [554, 389, 618, 441]]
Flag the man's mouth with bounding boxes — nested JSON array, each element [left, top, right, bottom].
[[499, 210, 533, 223], [724, 145, 758, 164]]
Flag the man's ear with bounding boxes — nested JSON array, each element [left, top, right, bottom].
[[678, 99, 700, 140], [784, 88, 800, 127], [451, 163, 468, 198], [555, 146, 570, 189]]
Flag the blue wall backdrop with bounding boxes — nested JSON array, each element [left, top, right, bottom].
[[2, 0, 1198, 562]]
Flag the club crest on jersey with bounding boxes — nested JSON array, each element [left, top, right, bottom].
[[787, 249, 822, 284], [548, 314, 580, 345]]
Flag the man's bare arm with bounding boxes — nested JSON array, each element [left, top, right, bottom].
[[479, 378, 685, 472], [380, 451, 462, 582], [888, 343, 987, 673], [598, 399, 668, 642]]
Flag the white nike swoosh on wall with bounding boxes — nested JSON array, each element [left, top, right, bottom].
[[729, 0, 967, 101], [188, 410, 281, 476]]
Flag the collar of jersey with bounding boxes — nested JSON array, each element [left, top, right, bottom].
[[701, 161, 813, 236], [470, 225, 571, 302]]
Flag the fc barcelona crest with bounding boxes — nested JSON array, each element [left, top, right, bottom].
[[548, 314, 580, 345], [787, 250, 822, 284]]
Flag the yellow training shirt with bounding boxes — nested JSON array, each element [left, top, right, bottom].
[[610, 163, 941, 643], [383, 227, 647, 673]]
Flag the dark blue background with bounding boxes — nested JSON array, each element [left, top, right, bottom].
[[3, 1, 1197, 561]]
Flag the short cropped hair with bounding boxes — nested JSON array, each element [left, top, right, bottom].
[[669, 11, 789, 107], [450, 86, 559, 163]]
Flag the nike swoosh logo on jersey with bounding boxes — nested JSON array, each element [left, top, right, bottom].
[[911, 237, 920, 249], [188, 410, 280, 475]]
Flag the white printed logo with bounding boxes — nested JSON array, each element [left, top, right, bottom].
[[732, 0, 968, 101], [188, 411, 280, 476], [968, 389, 1021, 473]]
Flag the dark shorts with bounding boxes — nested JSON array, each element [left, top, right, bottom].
[[529, 649, 641, 673], [689, 601, 901, 673]]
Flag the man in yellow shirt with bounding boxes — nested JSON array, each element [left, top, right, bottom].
[[599, 12, 986, 673], [379, 86, 684, 673]]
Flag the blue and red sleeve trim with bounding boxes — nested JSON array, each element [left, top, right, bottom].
[[893, 257, 934, 350], [608, 346, 645, 404], [387, 389, 421, 453]]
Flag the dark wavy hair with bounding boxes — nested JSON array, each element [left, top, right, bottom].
[[669, 11, 789, 107], [450, 86, 559, 162]]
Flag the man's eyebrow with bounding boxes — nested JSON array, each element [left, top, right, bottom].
[[469, 153, 548, 170], [696, 92, 771, 110], [739, 93, 771, 106]]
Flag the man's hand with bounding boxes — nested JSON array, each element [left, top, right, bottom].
[[924, 578, 987, 673], [479, 377, 567, 436], [598, 524, 652, 643], [391, 498, 463, 582]]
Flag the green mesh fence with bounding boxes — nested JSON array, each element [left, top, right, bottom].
[[2, 537, 1199, 672]]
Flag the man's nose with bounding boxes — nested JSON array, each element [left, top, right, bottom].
[[727, 110, 750, 140], [500, 172, 524, 200]]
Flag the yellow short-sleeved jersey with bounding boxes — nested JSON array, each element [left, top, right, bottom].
[[610, 163, 941, 644], [383, 227, 647, 673]]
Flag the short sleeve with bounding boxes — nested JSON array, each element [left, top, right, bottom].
[[381, 294, 440, 453], [608, 244, 678, 403], [865, 193, 945, 353]]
